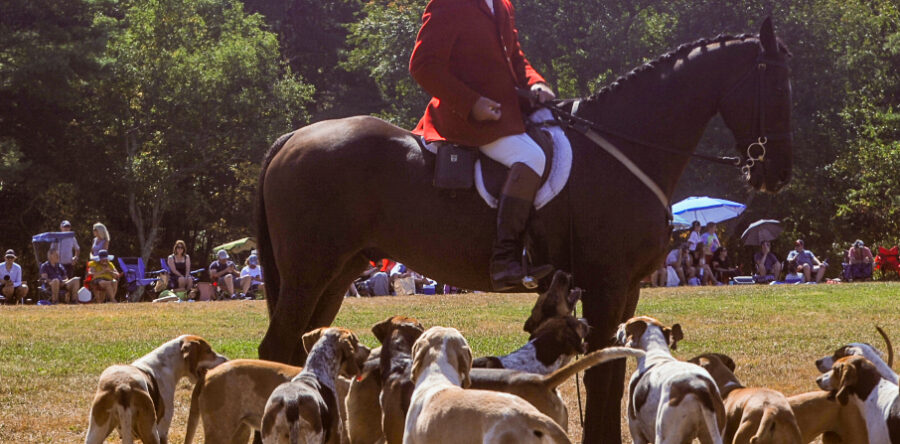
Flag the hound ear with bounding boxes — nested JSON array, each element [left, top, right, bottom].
[[669, 324, 684, 350], [181, 340, 200, 377], [716, 353, 736, 373], [836, 363, 857, 405], [410, 338, 427, 384], [456, 340, 473, 389], [759, 16, 778, 55], [301, 328, 326, 354], [625, 321, 647, 345], [371, 317, 394, 345], [340, 334, 362, 377]]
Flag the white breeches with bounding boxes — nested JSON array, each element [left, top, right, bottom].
[[479, 133, 546, 176]]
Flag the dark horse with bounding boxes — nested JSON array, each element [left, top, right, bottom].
[[256, 18, 792, 443]]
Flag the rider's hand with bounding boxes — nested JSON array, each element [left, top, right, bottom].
[[530, 83, 556, 103], [471, 96, 502, 121]]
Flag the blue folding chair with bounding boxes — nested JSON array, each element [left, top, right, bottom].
[[117, 257, 161, 302]]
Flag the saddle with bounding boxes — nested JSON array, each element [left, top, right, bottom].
[[420, 108, 572, 209]]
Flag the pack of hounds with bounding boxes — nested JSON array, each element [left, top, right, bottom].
[[85, 271, 898, 444]]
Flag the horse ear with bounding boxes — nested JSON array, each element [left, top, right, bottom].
[[759, 16, 778, 55]]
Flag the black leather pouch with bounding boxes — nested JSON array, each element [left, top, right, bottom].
[[433, 142, 476, 190]]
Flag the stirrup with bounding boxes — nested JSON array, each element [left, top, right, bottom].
[[519, 252, 554, 289]]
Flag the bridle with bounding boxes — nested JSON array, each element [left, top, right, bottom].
[[720, 50, 793, 177]]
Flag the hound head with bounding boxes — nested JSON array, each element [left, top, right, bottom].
[[371, 315, 425, 347], [301, 327, 370, 378], [688, 353, 739, 390], [817, 355, 881, 405], [410, 326, 473, 388], [524, 270, 581, 336], [531, 315, 590, 365], [179, 335, 227, 383], [614, 316, 683, 351]]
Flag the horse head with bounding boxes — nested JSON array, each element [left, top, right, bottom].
[[718, 17, 793, 193]]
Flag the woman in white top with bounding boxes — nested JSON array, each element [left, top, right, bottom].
[[687, 220, 703, 251]]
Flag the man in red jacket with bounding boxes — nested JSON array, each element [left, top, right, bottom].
[[410, 0, 555, 291]]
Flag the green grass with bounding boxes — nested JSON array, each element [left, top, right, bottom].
[[1, 283, 898, 443]]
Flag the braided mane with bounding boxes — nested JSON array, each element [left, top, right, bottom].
[[587, 33, 791, 101]]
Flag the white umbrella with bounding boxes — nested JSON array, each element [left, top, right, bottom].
[[672, 196, 746, 225]]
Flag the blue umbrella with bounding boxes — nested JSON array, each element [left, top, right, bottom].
[[672, 196, 746, 225], [671, 214, 692, 230]]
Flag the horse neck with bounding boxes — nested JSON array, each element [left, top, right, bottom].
[[579, 39, 761, 198]]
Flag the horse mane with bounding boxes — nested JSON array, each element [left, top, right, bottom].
[[587, 33, 792, 101]]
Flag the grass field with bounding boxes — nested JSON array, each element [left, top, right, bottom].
[[2, 282, 899, 443]]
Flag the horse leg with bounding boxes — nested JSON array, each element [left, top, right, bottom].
[[292, 253, 370, 364], [258, 254, 349, 365], [581, 281, 640, 444]]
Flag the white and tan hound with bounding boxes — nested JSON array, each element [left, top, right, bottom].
[[616, 316, 725, 444], [404, 326, 570, 444], [85, 335, 227, 444], [817, 355, 900, 444]]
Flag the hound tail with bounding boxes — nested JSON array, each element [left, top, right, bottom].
[[257, 131, 295, 318], [541, 347, 645, 390], [749, 406, 778, 443], [877, 325, 894, 368], [184, 370, 207, 444], [115, 385, 134, 444]]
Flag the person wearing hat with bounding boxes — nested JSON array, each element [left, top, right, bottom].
[[847, 239, 873, 281], [239, 254, 264, 299], [1, 249, 28, 304], [87, 250, 119, 303], [56, 220, 81, 278], [786, 239, 828, 283], [209, 250, 248, 300]]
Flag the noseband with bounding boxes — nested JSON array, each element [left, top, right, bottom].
[[720, 52, 793, 176]]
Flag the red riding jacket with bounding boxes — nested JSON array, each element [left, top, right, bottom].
[[409, 0, 546, 146]]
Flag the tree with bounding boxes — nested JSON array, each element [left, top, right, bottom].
[[88, 0, 313, 262]]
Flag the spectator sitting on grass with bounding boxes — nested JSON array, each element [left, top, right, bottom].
[[354, 261, 390, 296], [786, 239, 827, 283], [1, 249, 27, 304], [40, 248, 80, 304], [711, 247, 738, 284], [753, 240, 782, 281], [88, 250, 119, 303], [209, 250, 249, 300], [240, 254, 264, 299], [665, 243, 691, 285]]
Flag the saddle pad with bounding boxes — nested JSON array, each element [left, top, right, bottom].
[[423, 108, 572, 210]]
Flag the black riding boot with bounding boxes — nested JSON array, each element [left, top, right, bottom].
[[490, 162, 554, 291]]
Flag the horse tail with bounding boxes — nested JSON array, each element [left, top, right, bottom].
[[257, 131, 295, 317]]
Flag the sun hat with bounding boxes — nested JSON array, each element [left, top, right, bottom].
[[4, 249, 15, 259], [60, 220, 71, 227], [248, 254, 258, 265], [854, 239, 865, 247], [98, 249, 109, 259], [217, 249, 229, 259]]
